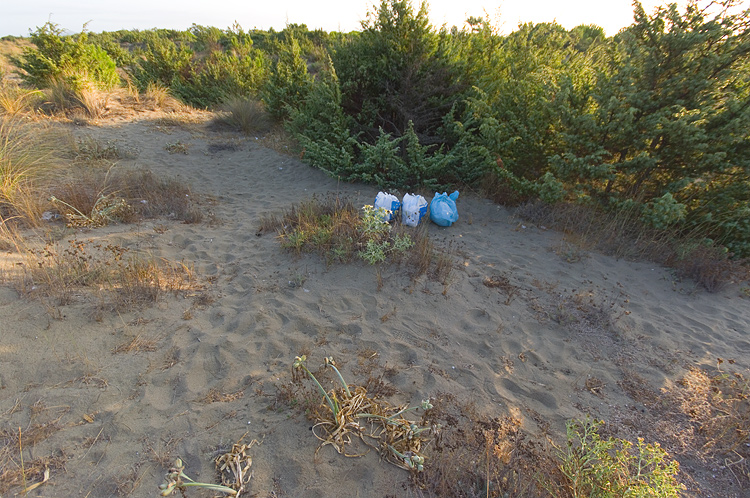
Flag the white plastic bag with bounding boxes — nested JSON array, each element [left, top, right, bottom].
[[401, 193, 428, 227], [374, 192, 400, 222]]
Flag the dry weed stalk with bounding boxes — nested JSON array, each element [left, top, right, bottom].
[[0, 413, 67, 495], [293, 355, 435, 472]]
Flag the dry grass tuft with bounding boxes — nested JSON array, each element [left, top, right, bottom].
[[215, 96, 270, 134], [196, 388, 245, 404], [111, 335, 158, 354], [0, 117, 62, 229], [0, 452, 66, 495], [11, 239, 198, 311], [257, 126, 299, 156], [0, 408, 68, 495], [0, 83, 43, 116], [669, 243, 750, 293], [143, 82, 182, 111], [42, 77, 112, 119], [49, 166, 202, 227]]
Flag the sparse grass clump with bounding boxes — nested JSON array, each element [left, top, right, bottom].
[[144, 82, 182, 111], [0, 403, 68, 495], [0, 117, 60, 229], [49, 166, 202, 227], [0, 121, 202, 250], [0, 83, 42, 116]]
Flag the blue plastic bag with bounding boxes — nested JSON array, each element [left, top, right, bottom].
[[429, 191, 459, 227]]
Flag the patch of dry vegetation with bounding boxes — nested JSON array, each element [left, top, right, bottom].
[[0, 117, 62, 232], [0, 401, 69, 495], [9, 239, 197, 313], [517, 200, 750, 292], [260, 194, 454, 284], [0, 120, 203, 317], [664, 362, 750, 484], [279, 358, 688, 497], [415, 393, 556, 497]]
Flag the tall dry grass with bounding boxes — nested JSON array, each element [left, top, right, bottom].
[[44, 77, 111, 119], [216, 96, 270, 134], [0, 117, 61, 229], [0, 83, 43, 116]]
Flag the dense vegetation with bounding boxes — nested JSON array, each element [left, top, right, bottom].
[[5, 0, 750, 257]]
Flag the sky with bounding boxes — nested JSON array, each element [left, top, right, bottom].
[[1, 0, 690, 38]]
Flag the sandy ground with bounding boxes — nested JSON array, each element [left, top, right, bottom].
[[1, 111, 749, 497]]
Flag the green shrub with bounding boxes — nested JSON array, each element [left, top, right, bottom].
[[641, 193, 687, 230], [356, 121, 443, 189], [128, 37, 193, 91], [262, 34, 313, 121], [172, 49, 269, 108], [287, 61, 358, 177], [12, 23, 119, 91], [332, 0, 463, 144], [129, 29, 269, 108], [558, 417, 685, 497]]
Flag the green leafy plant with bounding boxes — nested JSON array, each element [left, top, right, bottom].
[[360, 238, 389, 265], [360, 204, 391, 237], [557, 417, 685, 497]]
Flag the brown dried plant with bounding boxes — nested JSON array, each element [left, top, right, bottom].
[[292, 355, 435, 472]]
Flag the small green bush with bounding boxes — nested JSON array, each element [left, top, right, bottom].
[[128, 37, 193, 92], [558, 417, 685, 497], [12, 23, 119, 91], [287, 62, 358, 177], [641, 193, 687, 230]]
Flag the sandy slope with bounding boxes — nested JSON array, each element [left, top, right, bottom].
[[1, 113, 748, 497]]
